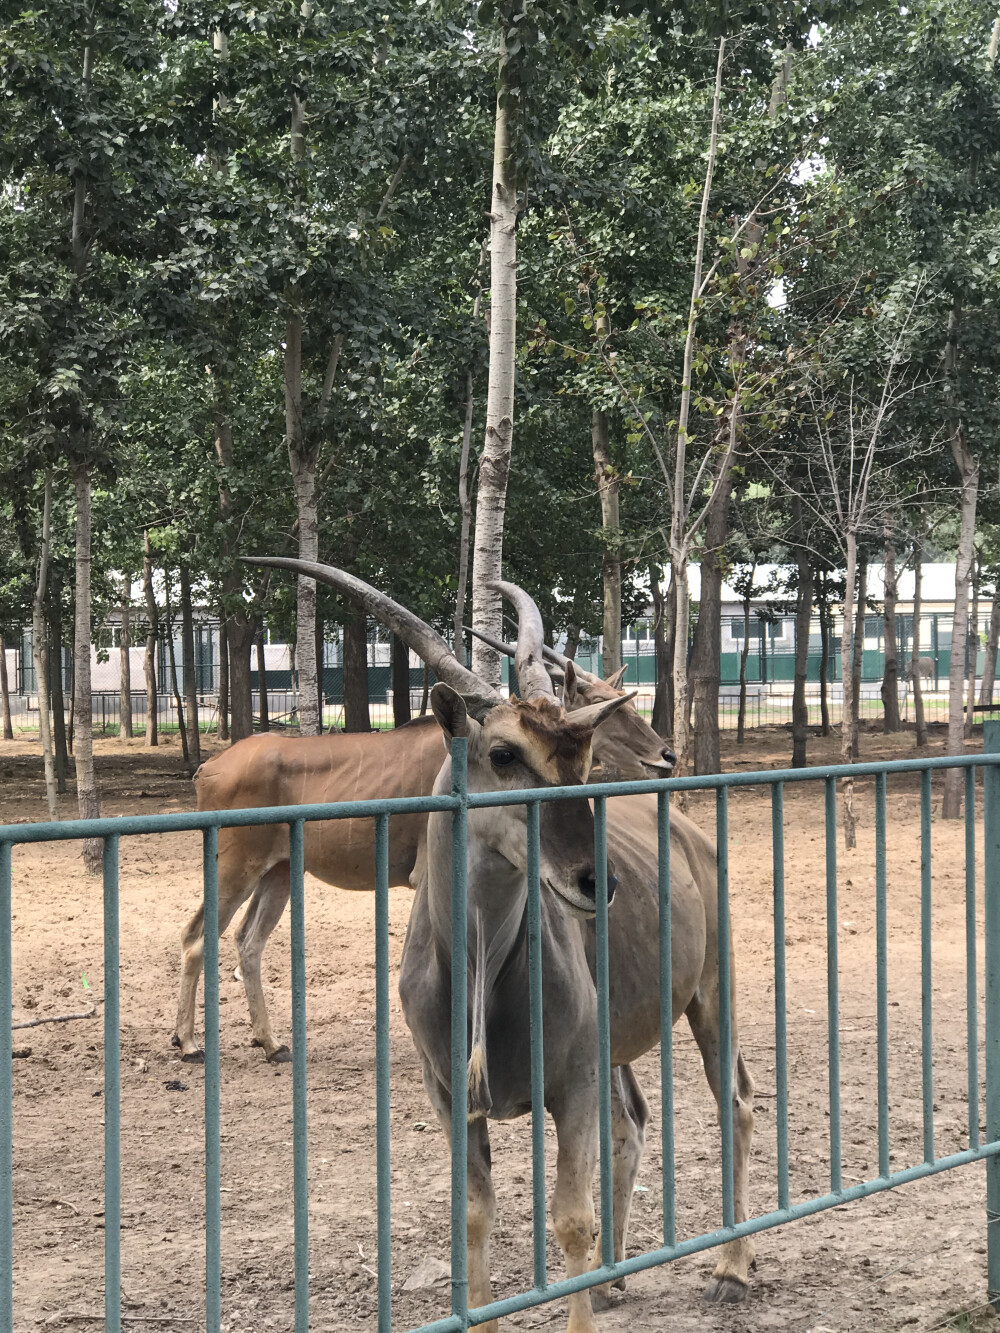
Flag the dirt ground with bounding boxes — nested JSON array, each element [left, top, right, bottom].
[[2, 721, 999, 1333]]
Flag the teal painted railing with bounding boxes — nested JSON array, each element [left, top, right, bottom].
[[3, 729, 1000, 1331]]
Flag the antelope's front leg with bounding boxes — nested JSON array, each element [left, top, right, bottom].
[[550, 1091, 600, 1333], [467, 1117, 499, 1332], [422, 1071, 498, 1333]]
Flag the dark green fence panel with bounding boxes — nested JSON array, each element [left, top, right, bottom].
[[3, 734, 1000, 1332]]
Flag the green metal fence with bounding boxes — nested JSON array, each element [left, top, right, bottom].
[[3, 728, 1000, 1331]]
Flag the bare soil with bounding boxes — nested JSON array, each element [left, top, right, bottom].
[[1, 723, 998, 1333]]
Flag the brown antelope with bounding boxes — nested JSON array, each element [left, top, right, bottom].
[[264, 567, 755, 1329], [172, 566, 674, 1065]]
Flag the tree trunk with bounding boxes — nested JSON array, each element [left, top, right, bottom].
[[314, 609, 324, 730], [912, 545, 928, 748], [851, 552, 867, 759], [119, 581, 133, 739], [284, 72, 321, 738], [32, 471, 57, 816], [841, 532, 857, 849], [227, 609, 255, 743], [163, 573, 192, 773], [690, 465, 732, 775], [454, 366, 475, 666], [217, 610, 229, 741], [965, 551, 981, 739], [470, 90, 517, 689], [881, 526, 901, 732], [419, 662, 430, 717], [0, 632, 12, 740], [792, 528, 813, 768], [818, 572, 831, 736], [48, 581, 68, 794], [670, 554, 691, 774], [454, 244, 487, 662], [67, 649, 74, 756], [737, 585, 753, 746], [179, 565, 200, 766], [979, 585, 1000, 708], [592, 408, 621, 679], [288, 450, 320, 737], [392, 634, 412, 728], [256, 626, 269, 734], [942, 411, 978, 816], [74, 464, 101, 873], [651, 568, 674, 738], [143, 532, 158, 747], [342, 614, 371, 733]]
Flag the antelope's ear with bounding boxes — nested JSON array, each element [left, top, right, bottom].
[[605, 665, 628, 690], [431, 683, 484, 756], [569, 691, 638, 733], [562, 659, 580, 707]]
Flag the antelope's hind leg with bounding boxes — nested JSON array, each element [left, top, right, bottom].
[[590, 1064, 649, 1309], [686, 989, 755, 1303], [235, 861, 293, 1063], [173, 856, 259, 1062]]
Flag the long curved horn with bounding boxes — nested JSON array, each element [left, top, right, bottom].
[[488, 581, 555, 701], [464, 624, 565, 691], [499, 614, 604, 687], [244, 557, 501, 716]]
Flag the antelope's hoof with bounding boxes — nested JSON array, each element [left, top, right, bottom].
[[704, 1276, 748, 1304], [180, 1048, 205, 1065], [267, 1044, 292, 1065], [590, 1285, 623, 1312]]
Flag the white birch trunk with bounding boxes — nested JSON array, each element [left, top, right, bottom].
[[592, 408, 621, 678], [119, 580, 133, 739], [471, 94, 517, 689], [942, 306, 978, 818], [670, 552, 690, 776], [841, 531, 857, 849], [912, 545, 928, 748], [32, 472, 57, 817], [74, 464, 101, 873]]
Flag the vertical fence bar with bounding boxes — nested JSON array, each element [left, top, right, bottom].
[[984, 725, 1000, 1308], [966, 766, 979, 1150], [0, 842, 11, 1333], [825, 777, 842, 1194], [874, 774, 890, 1178], [716, 789, 734, 1230], [202, 827, 221, 1333], [103, 835, 121, 1333], [374, 814, 392, 1332], [526, 802, 547, 1291], [771, 784, 790, 1211], [594, 795, 614, 1267], [289, 820, 309, 1333], [920, 769, 934, 1163], [449, 739, 469, 1325], [657, 791, 675, 1245]]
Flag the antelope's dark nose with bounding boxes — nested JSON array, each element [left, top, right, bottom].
[[661, 745, 677, 767], [579, 867, 618, 903]]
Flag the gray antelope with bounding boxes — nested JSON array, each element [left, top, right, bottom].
[[264, 563, 756, 1333], [906, 655, 935, 683], [173, 563, 673, 1065]]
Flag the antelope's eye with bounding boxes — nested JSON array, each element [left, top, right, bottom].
[[490, 748, 516, 768]]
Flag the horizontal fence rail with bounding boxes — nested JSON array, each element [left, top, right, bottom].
[[2, 738, 1000, 1332]]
